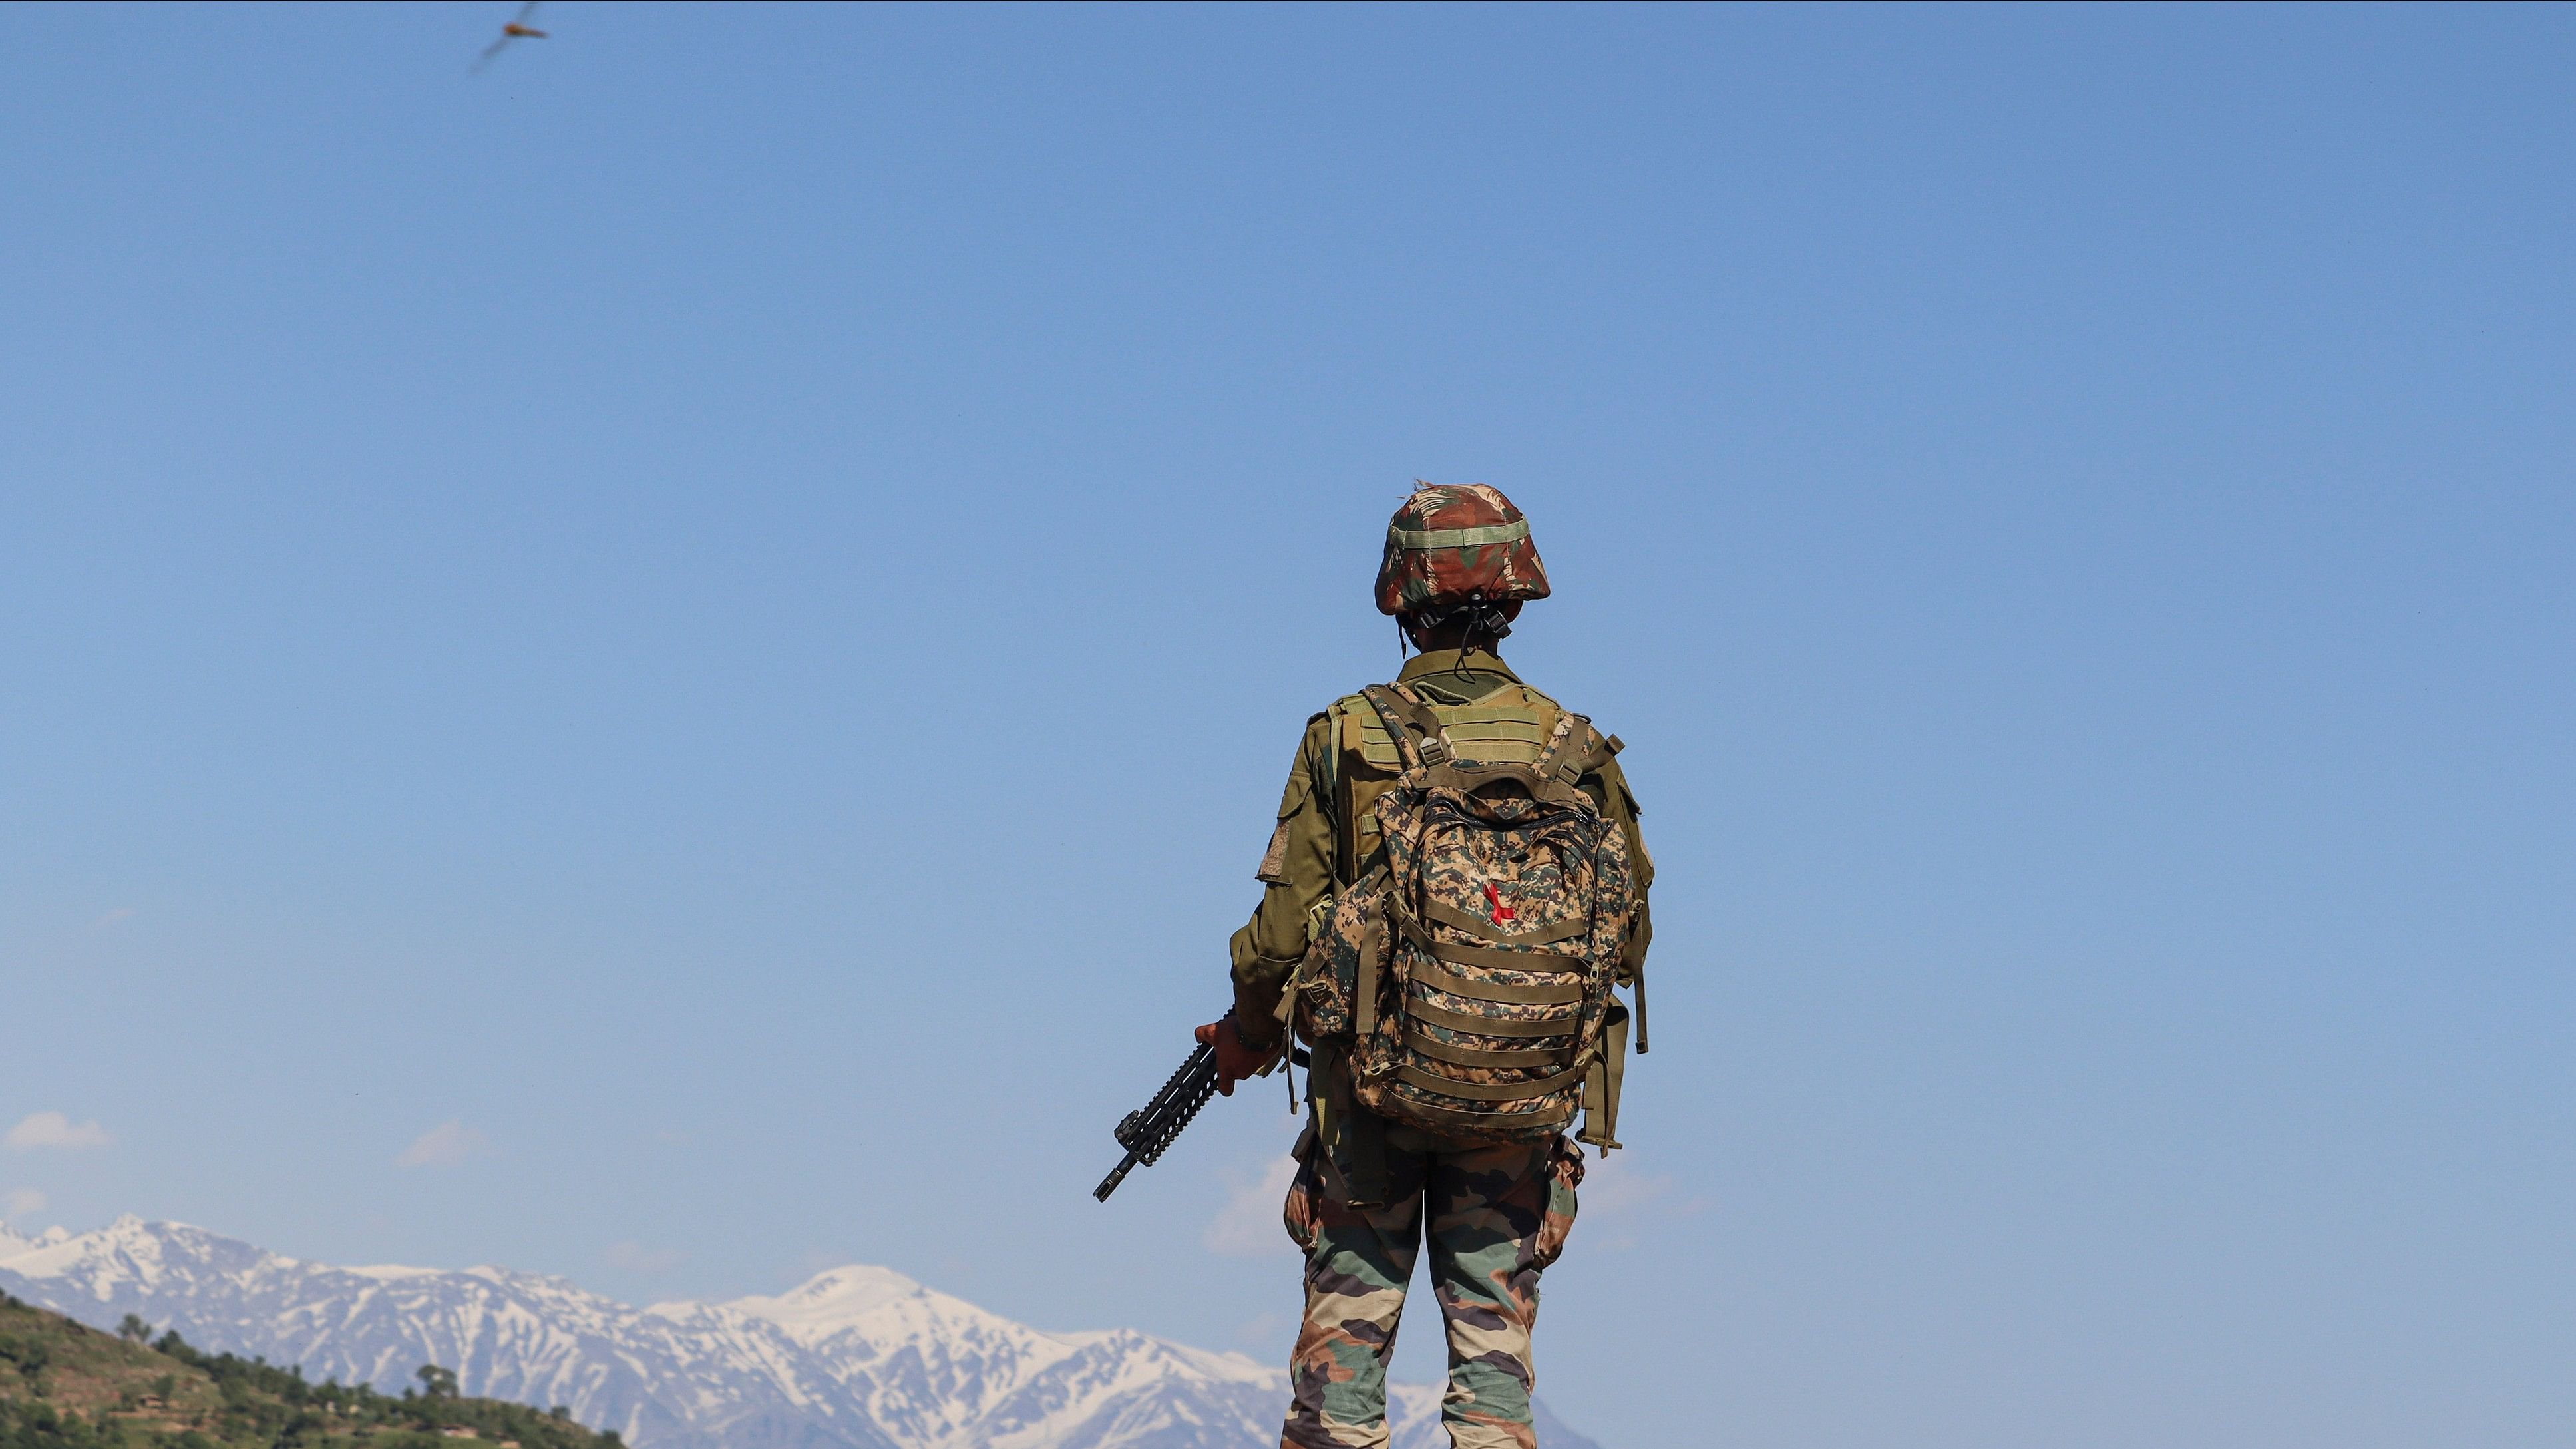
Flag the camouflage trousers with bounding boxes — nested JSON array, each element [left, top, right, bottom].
[[1279, 1118, 1582, 1449]]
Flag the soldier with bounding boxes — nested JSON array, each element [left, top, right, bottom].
[[1197, 484, 1653, 1449]]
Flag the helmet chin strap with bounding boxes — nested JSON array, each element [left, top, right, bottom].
[[1401, 593, 1513, 676], [1428, 596, 1515, 644]]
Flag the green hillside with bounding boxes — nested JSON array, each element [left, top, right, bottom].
[[0, 1290, 616, 1449]]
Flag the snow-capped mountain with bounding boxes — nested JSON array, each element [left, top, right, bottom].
[[0, 1221, 68, 1256], [0, 1218, 1602, 1449]]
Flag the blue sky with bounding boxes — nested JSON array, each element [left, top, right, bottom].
[[3, 5, 2570, 1445]]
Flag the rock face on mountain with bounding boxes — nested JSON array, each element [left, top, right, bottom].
[[0, 1218, 1602, 1449]]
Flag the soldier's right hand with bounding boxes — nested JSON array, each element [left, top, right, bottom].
[[1195, 1017, 1270, 1096]]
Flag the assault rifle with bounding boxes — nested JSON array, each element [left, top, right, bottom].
[[1093, 1016, 1310, 1202]]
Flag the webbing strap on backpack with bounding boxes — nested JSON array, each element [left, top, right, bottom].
[[1359, 684, 1448, 769], [1419, 897, 1590, 946], [1580, 1002, 1630, 1151]]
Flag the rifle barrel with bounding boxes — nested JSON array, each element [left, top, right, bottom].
[[1093, 1152, 1142, 1202]]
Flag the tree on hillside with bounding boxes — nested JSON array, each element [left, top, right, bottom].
[[417, 1363, 459, 1400], [117, 1313, 152, 1343]]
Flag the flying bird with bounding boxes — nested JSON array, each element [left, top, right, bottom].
[[472, 1, 548, 73]]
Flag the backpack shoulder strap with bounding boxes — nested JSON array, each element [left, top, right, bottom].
[[1360, 684, 1449, 769], [1531, 709, 1597, 787], [1316, 699, 1347, 805]]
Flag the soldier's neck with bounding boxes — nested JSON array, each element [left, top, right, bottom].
[[1403, 643, 1507, 668], [1396, 645, 1518, 701]]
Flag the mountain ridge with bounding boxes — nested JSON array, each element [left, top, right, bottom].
[[0, 1218, 1602, 1449], [0, 1287, 618, 1448]]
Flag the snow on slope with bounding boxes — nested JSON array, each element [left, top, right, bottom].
[[0, 1216, 882, 1449], [725, 1265, 1083, 1447], [0, 1219, 1602, 1449]]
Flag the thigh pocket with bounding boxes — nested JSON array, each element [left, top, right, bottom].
[[1531, 1136, 1583, 1269], [1282, 1128, 1325, 1255]]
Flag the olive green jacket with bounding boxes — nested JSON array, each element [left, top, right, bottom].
[[1227, 646, 1654, 1050]]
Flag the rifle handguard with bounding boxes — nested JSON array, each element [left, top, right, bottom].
[[1094, 1020, 1310, 1202]]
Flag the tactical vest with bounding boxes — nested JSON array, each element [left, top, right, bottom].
[[1298, 682, 1640, 1149], [1321, 680, 1572, 886]]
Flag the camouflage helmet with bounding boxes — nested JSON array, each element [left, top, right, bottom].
[[1374, 483, 1550, 618]]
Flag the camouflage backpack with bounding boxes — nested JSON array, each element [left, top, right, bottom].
[[1294, 683, 1636, 1147]]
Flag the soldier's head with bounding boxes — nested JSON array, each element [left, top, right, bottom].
[[1377, 483, 1549, 650]]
